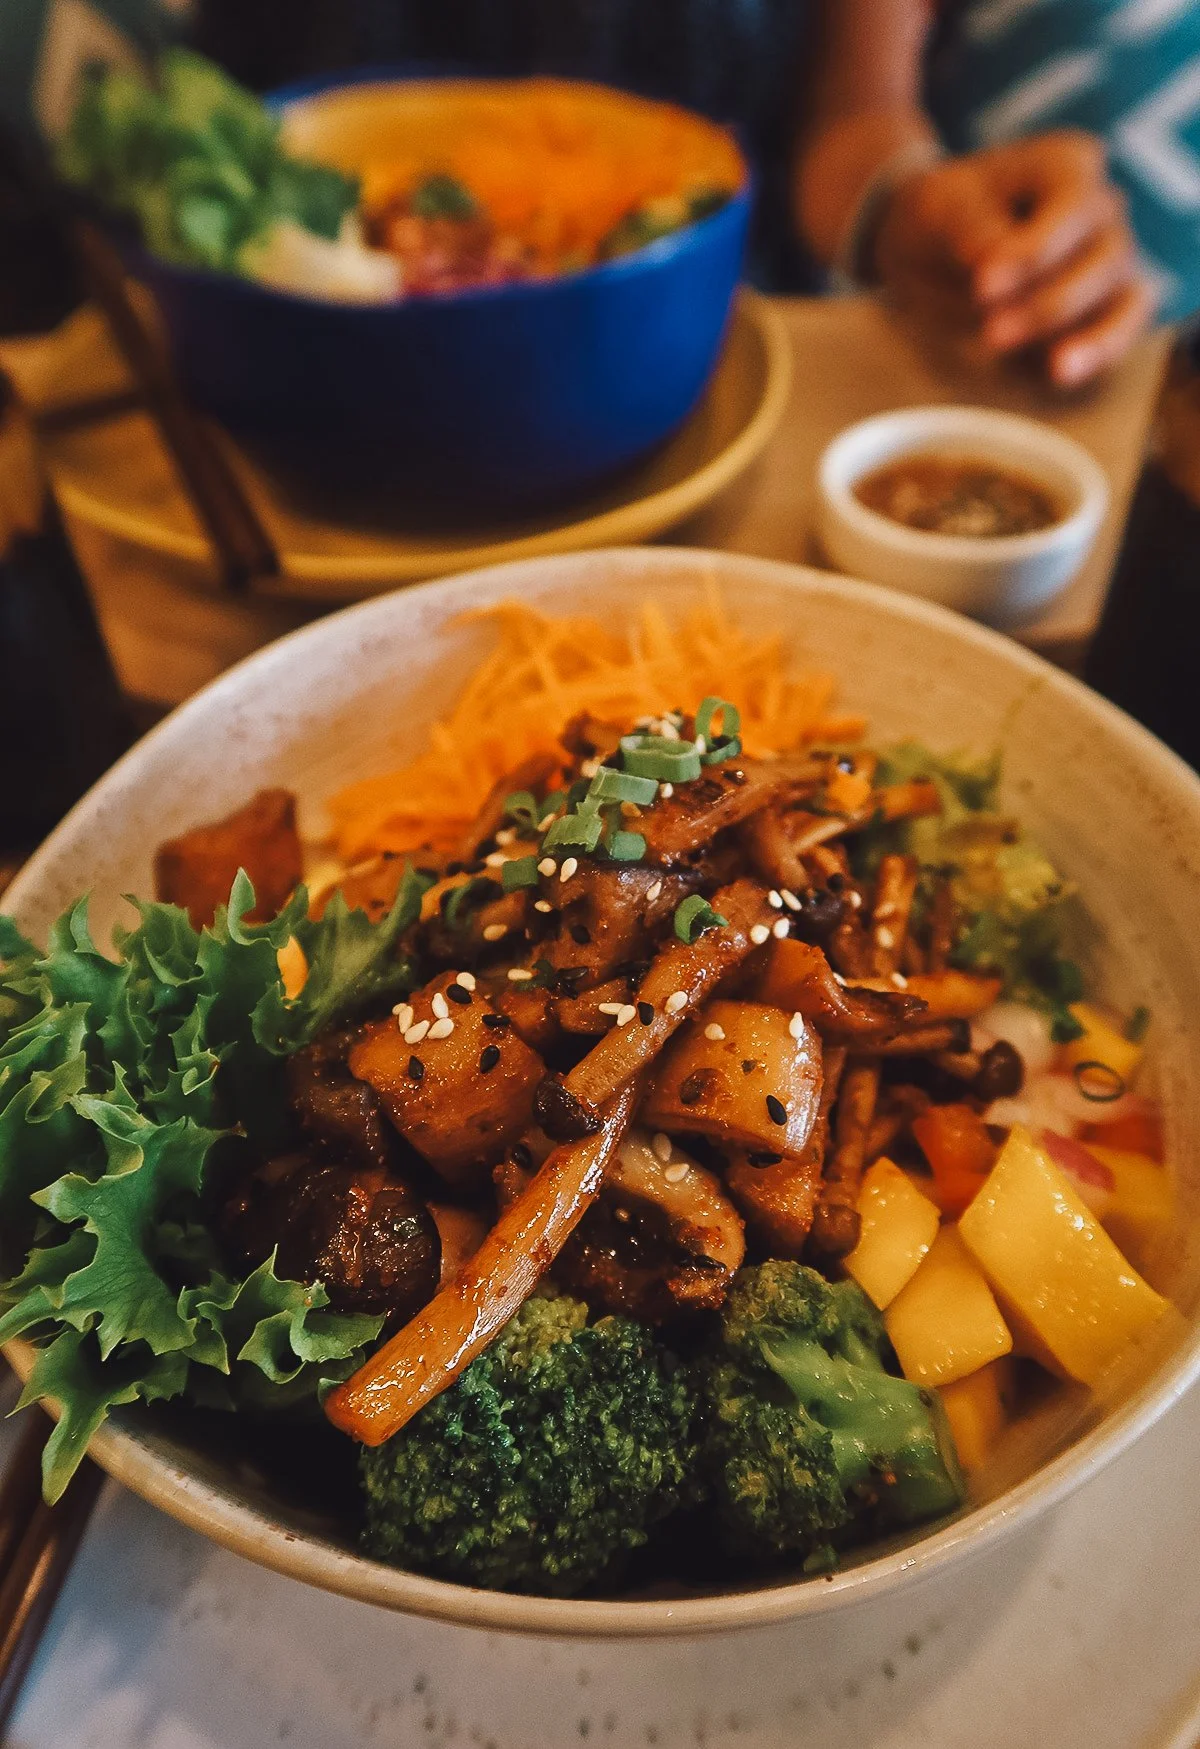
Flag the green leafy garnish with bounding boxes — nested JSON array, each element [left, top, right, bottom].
[[58, 50, 358, 275], [0, 867, 427, 1501], [673, 895, 728, 944]]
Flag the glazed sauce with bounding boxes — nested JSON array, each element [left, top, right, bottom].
[[855, 453, 1062, 538]]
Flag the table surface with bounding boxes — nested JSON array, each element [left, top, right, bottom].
[[0, 294, 1172, 708]]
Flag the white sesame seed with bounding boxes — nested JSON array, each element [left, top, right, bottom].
[[891, 972, 909, 989], [704, 1022, 726, 1042], [660, 783, 674, 799], [659, 721, 680, 741], [788, 1012, 805, 1040], [646, 880, 663, 903], [694, 735, 707, 754], [404, 1020, 430, 1045], [507, 967, 534, 982], [781, 889, 801, 911], [533, 899, 553, 914], [772, 918, 790, 939], [392, 1003, 414, 1032], [616, 1004, 637, 1027], [750, 923, 771, 946], [847, 890, 863, 910], [876, 925, 895, 950], [665, 990, 688, 1015], [651, 1132, 673, 1163], [597, 1001, 624, 1016], [559, 857, 578, 883], [833, 972, 847, 987], [483, 923, 508, 941], [484, 851, 507, 868], [580, 758, 601, 779], [538, 857, 557, 877], [538, 816, 556, 832], [664, 1162, 689, 1183], [431, 991, 450, 1020], [455, 971, 476, 991], [427, 1017, 454, 1040], [768, 890, 783, 909], [495, 827, 517, 846]]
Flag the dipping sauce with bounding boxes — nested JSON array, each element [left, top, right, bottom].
[[855, 454, 1063, 538]]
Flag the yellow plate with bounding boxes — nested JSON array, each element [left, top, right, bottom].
[[39, 290, 789, 603]]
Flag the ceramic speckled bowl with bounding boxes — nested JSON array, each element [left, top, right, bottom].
[[6, 547, 1200, 1637]]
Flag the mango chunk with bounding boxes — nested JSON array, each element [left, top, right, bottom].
[[1085, 1145, 1173, 1262], [885, 1225, 1012, 1388], [845, 1158, 941, 1309], [1062, 1003, 1143, 1085], [958, 1126, 1168, 1386], [938, 1356, 1015, 1472]]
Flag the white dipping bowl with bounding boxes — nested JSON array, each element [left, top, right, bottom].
[[816, 405, 1109, 623]]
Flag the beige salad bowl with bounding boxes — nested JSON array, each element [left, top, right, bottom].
[[6, 546, 1200, 1637]]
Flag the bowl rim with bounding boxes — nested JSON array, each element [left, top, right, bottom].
[[816, 405, 1110, 564], [136, 68, 752, 317], [6, 544, 1200, 1639]]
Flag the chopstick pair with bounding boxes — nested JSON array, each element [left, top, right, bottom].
[[0, 1402, 103, 1740], [68, 217, 281, 596]]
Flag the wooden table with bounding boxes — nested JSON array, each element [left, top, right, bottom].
[[3, 294, 1172, 707]]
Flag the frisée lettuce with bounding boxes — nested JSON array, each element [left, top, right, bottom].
[[0, 866, 429, 1501]]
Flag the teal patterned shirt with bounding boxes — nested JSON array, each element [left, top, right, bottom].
[[927, 0, 1200, 321]]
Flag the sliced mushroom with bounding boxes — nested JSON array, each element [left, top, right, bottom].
[[556, 1128, 745, 1322]]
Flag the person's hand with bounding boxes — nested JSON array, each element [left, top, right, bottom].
[[873, 130, 1157, 387]]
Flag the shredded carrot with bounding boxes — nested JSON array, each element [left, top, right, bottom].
[[324, 594, 866, 863]]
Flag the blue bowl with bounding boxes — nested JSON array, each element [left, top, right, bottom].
[[139, 74, 750, 512]]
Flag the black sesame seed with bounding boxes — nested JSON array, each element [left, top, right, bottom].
[[742, 1059, 758, 1075], [637, 1001, 654, 1024], [570, 924, 592, 946], [474, 835, 498, 858], [482, 1012, 511, 1031], [445, 860, 467, 876], [511, 1141, 534, 1170], [408, 1055, 425, 1082], [766, 1094, 788, 1126], [447, 983, 472, 1005], [827, 873, 846, 894], [747, 1151, 783, 1167], [724, 768, 747, 785], [479, 1045, 501, 1075]]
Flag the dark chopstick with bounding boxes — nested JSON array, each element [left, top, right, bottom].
[[69, 216, 281, 595], [0, 1411, 103, 1741]]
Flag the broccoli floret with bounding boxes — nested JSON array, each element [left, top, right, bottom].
[[359, 1293, 697, 1595], [701, 1262, 965, 1569]]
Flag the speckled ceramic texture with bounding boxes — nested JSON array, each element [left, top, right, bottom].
[[7, 547, 1200, 1638]]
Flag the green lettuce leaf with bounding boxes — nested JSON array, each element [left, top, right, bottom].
[[0, 865, 423, 1499]]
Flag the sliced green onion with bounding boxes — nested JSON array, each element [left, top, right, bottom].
[[502, 789, 541, 830], [587, 767, 659, 806], [1072, 1060, 1126, 1102], [1126, 1004, 1151, 1044], [673, 894, 729, 943], [607, 830, 647, 863], [542, 811, 604, 852], [501, 855, 541, 892], [566, 778, 593, 809], [701, 735, 742, 766], [620, 734, 702, 783], [694, 696, 741, 744]]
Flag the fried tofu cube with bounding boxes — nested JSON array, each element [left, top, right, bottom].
[[349, 973, 544, 1188], [154, 788, 301, 927]]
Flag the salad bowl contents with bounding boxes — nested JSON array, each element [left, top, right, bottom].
[[59, 56, 750, 504], [2, 551, 1196, 1635]]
